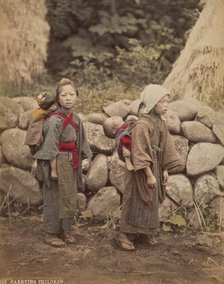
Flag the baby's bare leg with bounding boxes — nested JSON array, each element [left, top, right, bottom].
[[122, 147, 134, 171], [50, 157, 57, 179]]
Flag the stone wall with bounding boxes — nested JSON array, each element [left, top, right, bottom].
[[0, 96, 223, 229]]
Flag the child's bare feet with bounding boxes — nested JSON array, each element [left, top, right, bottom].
[[147, 235, 158, 246], [116, 232, 135, 251], [61, 232, 76, 244], [44, 233, 65, 248]]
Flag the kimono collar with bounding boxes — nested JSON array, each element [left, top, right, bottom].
[[58, 107, 74, 116], [141, 113, 162, 125], [140, 84, 170, 114]]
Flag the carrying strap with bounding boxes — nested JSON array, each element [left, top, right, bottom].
[[135, 117, 156, 138], [47, 111, 76, 131], [47, 112, 79, 168]]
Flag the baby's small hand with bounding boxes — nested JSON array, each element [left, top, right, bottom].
[[122, 147, 130, 157]]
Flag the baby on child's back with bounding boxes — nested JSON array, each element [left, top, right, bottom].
[[103, 116, 137, 171]]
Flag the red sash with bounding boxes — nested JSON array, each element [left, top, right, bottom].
[[58, 141, 78, 169]]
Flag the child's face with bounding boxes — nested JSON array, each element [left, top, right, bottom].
[[153, 95, 169, 116], [59, 85, 77, 110]]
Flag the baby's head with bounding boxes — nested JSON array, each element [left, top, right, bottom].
[[139, 84, 170, 116], [103, 116, 124, 138], [36, 92, 55, 110]]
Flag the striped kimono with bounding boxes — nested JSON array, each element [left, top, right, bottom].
[[120, 113, 181, 235], [34, 108, 92, 234]]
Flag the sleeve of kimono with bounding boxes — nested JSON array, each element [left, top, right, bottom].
[[34, 116, 62, 160], [131, 122, 153, 171], [80, 121, 92, 158], [25, 116, 43, 147], [162, 123, 183, 172]]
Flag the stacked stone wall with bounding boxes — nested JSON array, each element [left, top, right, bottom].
[[0, 96, 223, 229]]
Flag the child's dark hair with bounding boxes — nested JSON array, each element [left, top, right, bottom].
[[55, 78, 79, 106]]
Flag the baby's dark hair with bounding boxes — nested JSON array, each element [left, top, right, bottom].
[[55, 78, 79, 105], [36, 92, 55, 110]]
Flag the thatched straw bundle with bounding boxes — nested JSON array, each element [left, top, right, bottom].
[[0, 0, 49, 84], [164, 0, 224, 102]]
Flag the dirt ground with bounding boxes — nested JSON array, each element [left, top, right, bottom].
[[0, 216, 224, 284]]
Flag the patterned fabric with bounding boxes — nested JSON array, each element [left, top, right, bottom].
[[115, 119, 136, 161], [115, 125, 131, 162]]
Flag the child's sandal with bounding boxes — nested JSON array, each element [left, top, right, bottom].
[[61, 232, 76, 244], [147, 235, 158, 246], [44, 234, 65, 248], [116, 232, 135, 251]]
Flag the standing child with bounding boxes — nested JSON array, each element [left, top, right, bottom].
[[117, 84, 182, 250], [34, 78, 92, 247]]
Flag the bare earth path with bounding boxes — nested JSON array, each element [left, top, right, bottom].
[[0, 216, 224, 284]]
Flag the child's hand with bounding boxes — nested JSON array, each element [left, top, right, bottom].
[[162, 170, 169, 184], [144, 167, 156, 189], [147, 175, 156, 189]]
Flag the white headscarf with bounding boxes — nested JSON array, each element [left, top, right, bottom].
[[140, 84, 170, 114]]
